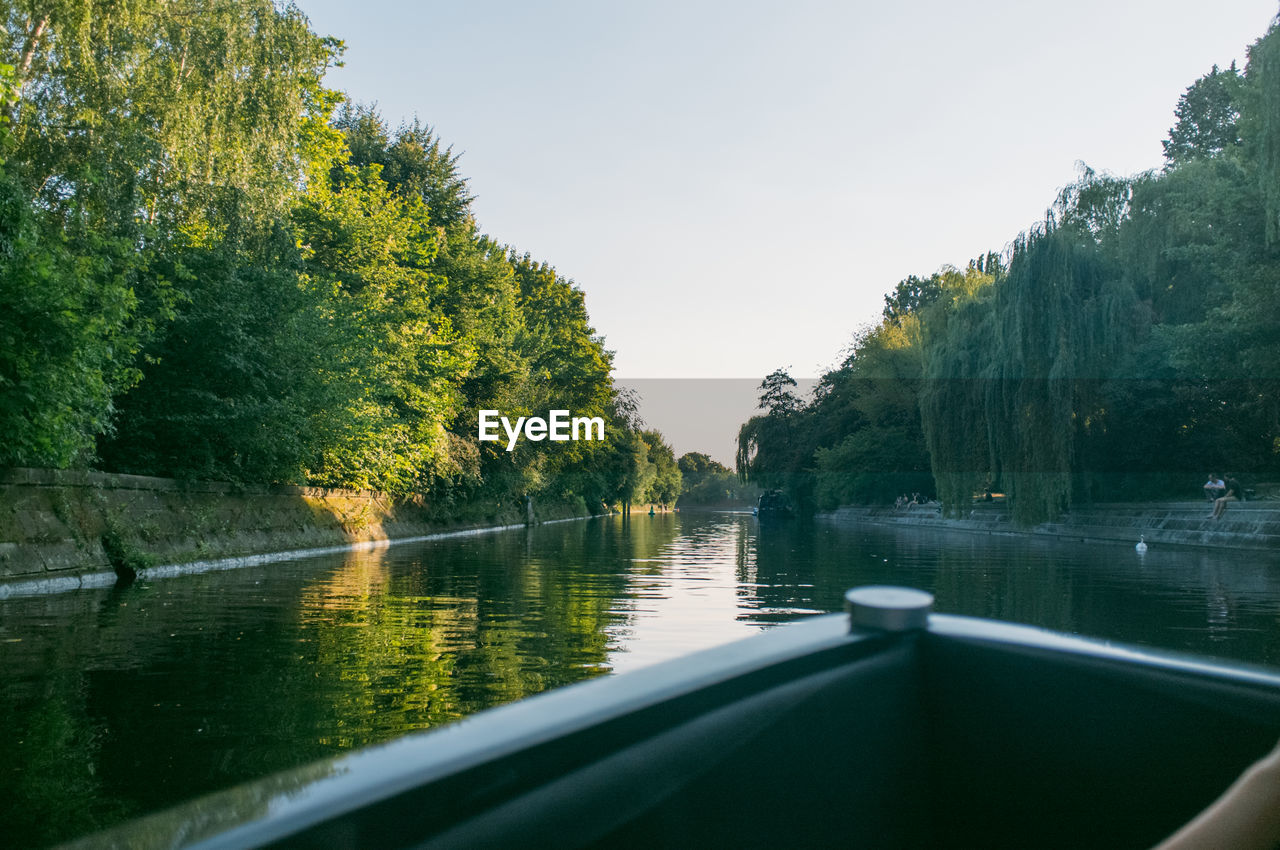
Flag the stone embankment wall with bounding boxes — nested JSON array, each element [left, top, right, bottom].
[[0, 468, 578, 597], [820, 500, 1280, 551]]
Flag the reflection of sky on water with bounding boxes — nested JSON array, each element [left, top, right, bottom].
[[597, 512, 1280, 673], [606, 515, 759, 673]]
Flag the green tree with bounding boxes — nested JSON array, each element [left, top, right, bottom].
[[1163, 64, 1245, 167], [737, 369, 807, 494], [97, 228, 336, 482], [882, 274, 942, 326], [607, 429, 654, 514], [0, 170, 144, 466], [757, 368, 801, 417], [922, 224, 1140, 524], [1, 0, 338, 470], [677, 452, 749, 505], [291, 157, 470, 493], [677, 452, 728, 484], [640, 430, 681, 506], [811, 322, 934, 508], [335, 104, 474, 230], [1248, 18, 1280, 245]]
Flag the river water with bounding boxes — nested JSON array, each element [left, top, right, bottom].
[[4, 511, 1280, 846]]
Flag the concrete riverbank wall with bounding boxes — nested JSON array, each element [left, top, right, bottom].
[[0, 468, 587, 598], [820, 500, 1280, 551]]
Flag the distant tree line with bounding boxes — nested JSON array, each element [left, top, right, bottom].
[[0, 0, 673, 518], [676, 452, 757, 506], [739, 18, 1280, 524]]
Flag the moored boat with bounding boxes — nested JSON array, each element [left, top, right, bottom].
[[754, 489, 793, 520], [73, 587, 1280, 849]]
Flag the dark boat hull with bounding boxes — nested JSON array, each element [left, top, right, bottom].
[[754, 507, 792, 520], [75, 595, 1280, 849]]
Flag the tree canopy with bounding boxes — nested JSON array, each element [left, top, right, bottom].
[[0, 0, 666, 520]]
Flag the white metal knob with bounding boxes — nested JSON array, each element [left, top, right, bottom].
[[844, 586, 934, 632]]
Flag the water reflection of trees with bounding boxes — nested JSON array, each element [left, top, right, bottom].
[[0, 520, 649, 845], [289, 521, 643, 751], [0, 670, 126, 847]]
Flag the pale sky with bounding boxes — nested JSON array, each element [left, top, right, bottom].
[[294, 1, 1278, 379]]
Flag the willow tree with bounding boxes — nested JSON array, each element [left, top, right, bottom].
[[988, 231, 1095, 523], [919, 287, 997, 516], [1251, 17, 1280, 246], [921, 222, 1138, 524]]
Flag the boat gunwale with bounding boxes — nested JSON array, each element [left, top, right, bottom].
[[928, 614, 1280, 689]]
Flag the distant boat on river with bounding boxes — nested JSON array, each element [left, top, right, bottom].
[[754, 488, 793, 519]]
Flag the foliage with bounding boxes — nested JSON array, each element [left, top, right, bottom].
[[929, 225, 1136, 523], [98, 229, 336, 482], [0, 169, 145, 466], [291, 157, 468, 493], [744, 16, 1280, 522], [757, 368, 801, 416], [678, 452, 753, 505], [882, 274, 942, 326], [0, 0, 649, 520], [812, 322, 935, 509], [1, 0, 335, 472], [736, 369, 805, 495], [640, 429, 681, 506], [678, 452, 727, 480], [1163, 64, 1245, 167], [1250, 19, 1280, 245]]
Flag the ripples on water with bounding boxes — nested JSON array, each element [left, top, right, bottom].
[[2, 511, 1279, 845]]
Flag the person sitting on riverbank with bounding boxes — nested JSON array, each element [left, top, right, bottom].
[[1210, 475, 1243, 520], [1204, 474, 1226, 502]]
